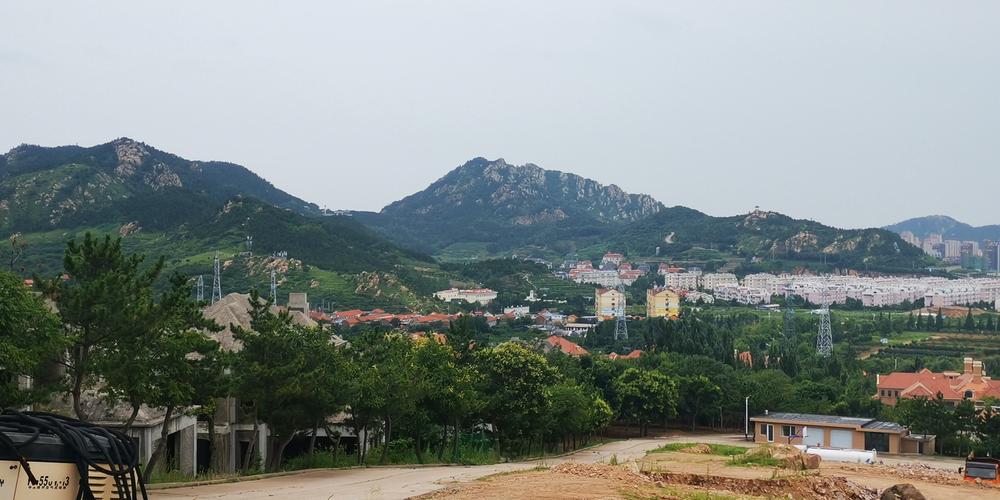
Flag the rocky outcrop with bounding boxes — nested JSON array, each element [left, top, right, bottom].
[[114, 138, 149, 177], [879, 483, 925, 500]]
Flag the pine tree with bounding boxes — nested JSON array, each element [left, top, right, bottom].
[[964, 308, 975, 331]]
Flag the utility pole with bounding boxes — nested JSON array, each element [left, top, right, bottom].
[[212, 252, 223, 304], [744, 396, 750, 441], [613, 284, 628, 341], [270, 268, 277, 303], [816, 279, 833, 357]]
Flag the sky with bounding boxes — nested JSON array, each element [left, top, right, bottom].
[[2, 1, 998, 229]]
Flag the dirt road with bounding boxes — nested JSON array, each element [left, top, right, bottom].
[[148, 439, 665, 500]]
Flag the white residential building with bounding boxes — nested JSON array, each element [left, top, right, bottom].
[[574, 270, 622, 287], [715, 285, 771, 305], [700, 273, 738, 291], [433, 288, 498, 304], [665, 272, 700, 290]]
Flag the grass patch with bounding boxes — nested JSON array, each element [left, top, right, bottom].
[[651, 443, 749, 456], [726, 454, 782, 468]]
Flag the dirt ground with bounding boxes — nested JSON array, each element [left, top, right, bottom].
[[420, 449, 1000, 500], [640, 449, 1000, 499], [417, 462, 875, 500]]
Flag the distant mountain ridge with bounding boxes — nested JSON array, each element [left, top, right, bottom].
[[0, 139, 441, 310], [884, 215, 1000, 242], [357, 157, 663, 255], [607, 207, 929, 271], [0, 138, 318, 232], [359, 156, 931, 271]]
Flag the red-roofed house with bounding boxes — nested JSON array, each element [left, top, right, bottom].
[[877, 357, 1000, 407], [544, 335, 589, 357]]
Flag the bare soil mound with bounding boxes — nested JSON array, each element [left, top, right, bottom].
[[648, 471, 878, 500]]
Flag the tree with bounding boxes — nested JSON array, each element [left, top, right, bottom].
[[678, 375, 721, 430], [894, 395, 954, 454], [7, 233, 27, 273], [0, 271, 64, 407], [475, 342, 556, 456], [350, 331, 418, 464], [953, 400, 977, 456], [37, 233, 164, 420], [410, 339, 483, 463], [232, 292, 345, 471], [613, 368, 678, 436], [964, 308, 975, 332], [976, 405, 1000, 456], [112, 274, 223, 482], [545, 382, 591, 452]]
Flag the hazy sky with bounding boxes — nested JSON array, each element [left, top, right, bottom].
[[2, 1, 998, 228]]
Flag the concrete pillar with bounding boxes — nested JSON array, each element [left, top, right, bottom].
[[177, 423, 197, 477], [257, 423, 268, 469]]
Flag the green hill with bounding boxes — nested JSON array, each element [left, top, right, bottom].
[[1, 140, 448, 311], [602, 207, 935, 272], [356, 157, 663, 258]]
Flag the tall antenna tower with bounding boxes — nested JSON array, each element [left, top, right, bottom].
[[782, 307, 796, 339], [245, 235, 253, 255], [211, 252, 223, 304], [196, 275, 204, 302], [613, 284, 628, 341], [816, 281, 833, 357], [269, 268, 277, 302]]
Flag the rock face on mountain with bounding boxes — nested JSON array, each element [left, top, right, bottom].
[[382, 157, 662, 225], [361, 157, 663, 254]]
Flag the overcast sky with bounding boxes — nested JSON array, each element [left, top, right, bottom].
[[2, 1, 998, 228]]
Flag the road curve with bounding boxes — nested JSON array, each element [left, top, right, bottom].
[[148, 438, 665, 500]]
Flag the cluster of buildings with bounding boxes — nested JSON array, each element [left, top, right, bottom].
[[432, 287, 498, 305], [756, 274, 1000, 308], [561, 252, 650, 287], [900, 231, 1000, 270], [659, 267, 770, 306], [311, 308, 463, 328], [876, 357, 1000, 409], [749, 356, 1000, 456]]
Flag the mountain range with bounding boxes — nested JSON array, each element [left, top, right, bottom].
[[884, 215, 1000, 243], [0, 139, 447, 310], [1, 139, 939, 310], [355, 157, 662, 256], [359, 157, 930, 271]]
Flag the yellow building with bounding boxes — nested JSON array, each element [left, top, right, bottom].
[[595, 288, 625, 319], [646, 288, 680, 319]]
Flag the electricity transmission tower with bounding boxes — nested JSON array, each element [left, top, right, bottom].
[[613, 284, 628, 341], [212, 252, 223, 304], [270, 268, 277, 302], [782, 307, 796, 339], [196, 275, 204, 302], [816, 282, 833, 357]]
